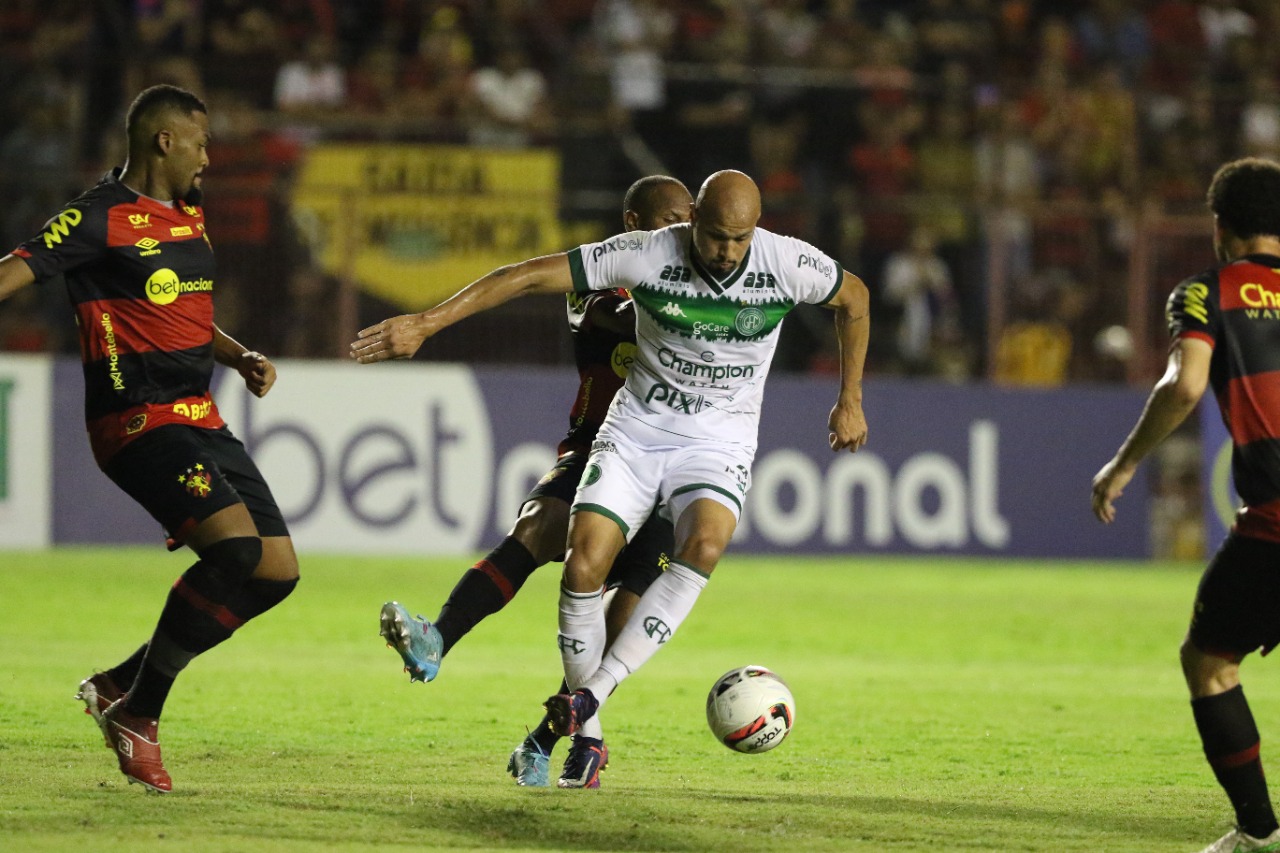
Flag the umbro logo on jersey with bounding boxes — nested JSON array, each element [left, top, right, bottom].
[[135, 238, 162, 257], [660, 302, 686, 317]]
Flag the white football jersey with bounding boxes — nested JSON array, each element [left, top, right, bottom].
[[567, 223, 843, 447]]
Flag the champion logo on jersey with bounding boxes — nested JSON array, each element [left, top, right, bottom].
[[660, 302, 686, 317]]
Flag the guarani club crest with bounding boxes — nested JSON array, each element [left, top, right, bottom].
[[632, 288, 791, 342]]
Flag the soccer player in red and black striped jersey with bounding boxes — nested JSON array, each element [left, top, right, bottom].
[[0, 85, 299, 794], [378, 176, 692, 788], [1093, 158, 1280, 853]]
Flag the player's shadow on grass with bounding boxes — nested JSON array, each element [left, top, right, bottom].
[[400, 789, 1196, 851]]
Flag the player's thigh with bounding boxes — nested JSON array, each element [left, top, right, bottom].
[[664, 442, 752, 531], [512, 451, 585, 562], [606, 512, 673, 597], [1188, 533, 1280, 661], [102, 425, 250, 545], [205, 427, 297, 578], [205, 427, 290, 539], [572, 434, 665, 542]]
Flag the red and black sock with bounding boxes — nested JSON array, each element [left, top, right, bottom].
[[1192, 685, 1280, 838], [434, 538, 539, 655], [124, 537, 261, 719]]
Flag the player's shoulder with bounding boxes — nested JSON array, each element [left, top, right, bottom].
[[752, 226, 826, 262]]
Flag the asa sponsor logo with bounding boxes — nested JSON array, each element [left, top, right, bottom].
[[659, 264, 692, 283], [145, 268, 213, 305], [797, 253, 833, 279], [177, 463, 214, 498], [135, 237, 162, 257], [99, 313, 125, 390], [743, 271, 776, 289], [128, 213, 151, 228], [590, 235, 644, 262], [42, 208, 82, 249], [170, 225, 193, 237], [643, 381, 705, 414]]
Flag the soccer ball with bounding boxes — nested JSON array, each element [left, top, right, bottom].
[[705, 665, 796, 754]]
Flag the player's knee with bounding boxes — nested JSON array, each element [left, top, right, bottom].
[[675, 535, 725, 575], [198, 535, 263, 587]]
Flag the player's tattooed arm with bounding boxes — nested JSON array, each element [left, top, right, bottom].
[[351, 253, 575, 363], [213, 324, 276, 398], [823, 271, 870, 453], [0, 255, 36, 303]]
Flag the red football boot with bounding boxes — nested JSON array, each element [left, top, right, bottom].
[[101, 703, 172, 793]]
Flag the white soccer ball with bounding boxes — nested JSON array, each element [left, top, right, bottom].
[[706, 665, 796, 754]]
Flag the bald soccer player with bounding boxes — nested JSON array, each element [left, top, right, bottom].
[[352, 170, 870, 784], [378, 176, 693, 789]]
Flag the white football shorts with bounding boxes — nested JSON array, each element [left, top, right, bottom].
[[572, 417, 754, 540]]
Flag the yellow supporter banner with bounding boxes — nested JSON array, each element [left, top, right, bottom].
[[291, 144, 562, 310]]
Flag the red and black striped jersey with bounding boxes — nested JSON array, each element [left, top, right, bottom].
[[1168, 253, 1280, 542], [560, 289, 634, 455], [11, 170, 225, 466]]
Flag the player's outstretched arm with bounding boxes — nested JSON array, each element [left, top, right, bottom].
[[351, 253, 575, 363], [0, 255, 36, 303], [213, 323, 276, 398], [1091, 337, 1210, 524], [822, 271, 871, 453]]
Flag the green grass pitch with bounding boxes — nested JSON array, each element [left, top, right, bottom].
[[0, 548, 1266, 851]]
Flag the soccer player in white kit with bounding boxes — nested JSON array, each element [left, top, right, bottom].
[[352, 170, 870, 784]]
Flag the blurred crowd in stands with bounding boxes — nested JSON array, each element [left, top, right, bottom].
[[0, 0, 1274, 385]]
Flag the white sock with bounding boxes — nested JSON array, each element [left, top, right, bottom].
[[558, 584, 606, 694], [583, 560, 709, 704]]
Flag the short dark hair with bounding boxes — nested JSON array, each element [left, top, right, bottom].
[[623, 175, 688, 218], [1207, 157, 1280, 240], [125, 84, 207, 141]]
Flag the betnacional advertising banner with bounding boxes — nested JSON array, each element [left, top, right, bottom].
[[0, 354, 52, 548], [46, 358, 1149, 558], [291, 144, 563, 309]]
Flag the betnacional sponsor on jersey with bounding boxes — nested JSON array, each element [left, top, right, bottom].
[[47, 361, 1150, 557], [144, 268, 213, 305]]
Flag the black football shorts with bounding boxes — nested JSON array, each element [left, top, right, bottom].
[[1189, 532, 1280, 660], [102, 424, 289, 545]]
